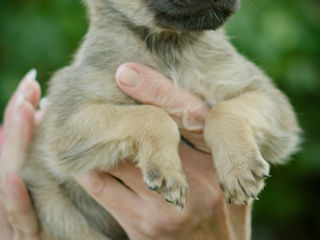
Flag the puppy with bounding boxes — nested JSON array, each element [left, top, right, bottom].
[[21, 0, 301, 239]]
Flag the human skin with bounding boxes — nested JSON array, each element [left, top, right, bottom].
[[0, 70, 42, 240], [0, 64, 251, 240]]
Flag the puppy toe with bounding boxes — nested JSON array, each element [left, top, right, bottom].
[[142, 161, 188, 209], [219, 153, 270, 205]]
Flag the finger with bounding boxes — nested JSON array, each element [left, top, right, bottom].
[[0, 126, 3, 148], [180, 128, 210, 153], [108, 164, 164, 201], [35, 110, 45, 125], [35, 98, 49, 125], [75, 172, 158, 235], [12, 229, 40, 240], [39, 97, 49, 112], [74, 171, 144, 213], [0, 191, 13, 240], [116, 63, 209, 131], [3, 69, 40, 128], [0, 126, 3, 164], [1, 100, 35, 173], [1, 70, 40, 173], [5, 172, 40, 239], [5, 69, 40, 114]]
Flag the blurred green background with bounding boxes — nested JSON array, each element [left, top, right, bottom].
[[0, 0, 319, 239]]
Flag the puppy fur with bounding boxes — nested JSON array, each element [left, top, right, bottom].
[[20, 0, 301, 239]]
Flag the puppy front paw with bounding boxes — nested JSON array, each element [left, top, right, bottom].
[[139, 150, 188, 209], [216, 150, 270, 205]]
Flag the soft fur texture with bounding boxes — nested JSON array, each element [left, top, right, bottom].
[[20, 0, 300, 239]]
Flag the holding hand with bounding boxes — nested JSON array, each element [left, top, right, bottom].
[[0, 65, 251, 240], [0, 69, 42, 240], [76, 63, 251, 240]]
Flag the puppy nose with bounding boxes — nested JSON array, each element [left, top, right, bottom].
[[172, 0, 218, 8]]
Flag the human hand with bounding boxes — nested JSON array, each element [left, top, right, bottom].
[[115, 63, 210, 152], [75, 63, 251, 240], [0, 69, 42, 240], [0, 65, 251, 240]]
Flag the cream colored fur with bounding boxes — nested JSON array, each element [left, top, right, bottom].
[[20, 0, 301, 239]]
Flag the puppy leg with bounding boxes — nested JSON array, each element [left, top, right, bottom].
[[204, 90, 300, 204], [46, 103, 188, 207]]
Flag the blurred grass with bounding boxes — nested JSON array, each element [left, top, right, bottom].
[[0, 0, 319, 239]]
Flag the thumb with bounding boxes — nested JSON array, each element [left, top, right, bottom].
[[116, 63, 209, 131], [74, 171, 139, 211]]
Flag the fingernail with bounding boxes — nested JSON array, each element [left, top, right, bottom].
[[117, 66, 141, 88], [39, 97, 49, 110], [16, 93, 24, 107], [19, 69, 38, 92], [24, 69, 37, 83]]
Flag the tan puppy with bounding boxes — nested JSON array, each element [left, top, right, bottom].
[[21, 0, 301, 239]]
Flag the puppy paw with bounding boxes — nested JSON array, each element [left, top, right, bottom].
[[217, 152, 270, 205], [140, 153, 188, 209]]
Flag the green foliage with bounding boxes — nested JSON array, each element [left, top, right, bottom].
[[0, 0, 319, 239]]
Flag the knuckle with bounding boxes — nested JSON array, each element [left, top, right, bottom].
[[151, 83, 167, 101], [140, 211, 186, 238], [140, 219, 162, 238], [83, 172, 109, 199], [141, 82, 166, 105], [90, 183, 108, 200], [209, 190, 225, 210], [181, 100, 208, 131], [140, 216, 170, 238]]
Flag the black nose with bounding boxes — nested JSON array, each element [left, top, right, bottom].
[[172, 0, 218, 8], [171, 0, 237, 11], [153, 0, 239, 30]]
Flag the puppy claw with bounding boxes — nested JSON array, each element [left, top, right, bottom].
[[251, 194, 259, 200], [148, 185, 159, 191], [165, 199, 184, 210], [142, 161, 188, 209], [216, 151, 270, 205], [219, 183, 225, 191], [263, 174, 272, 178]]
